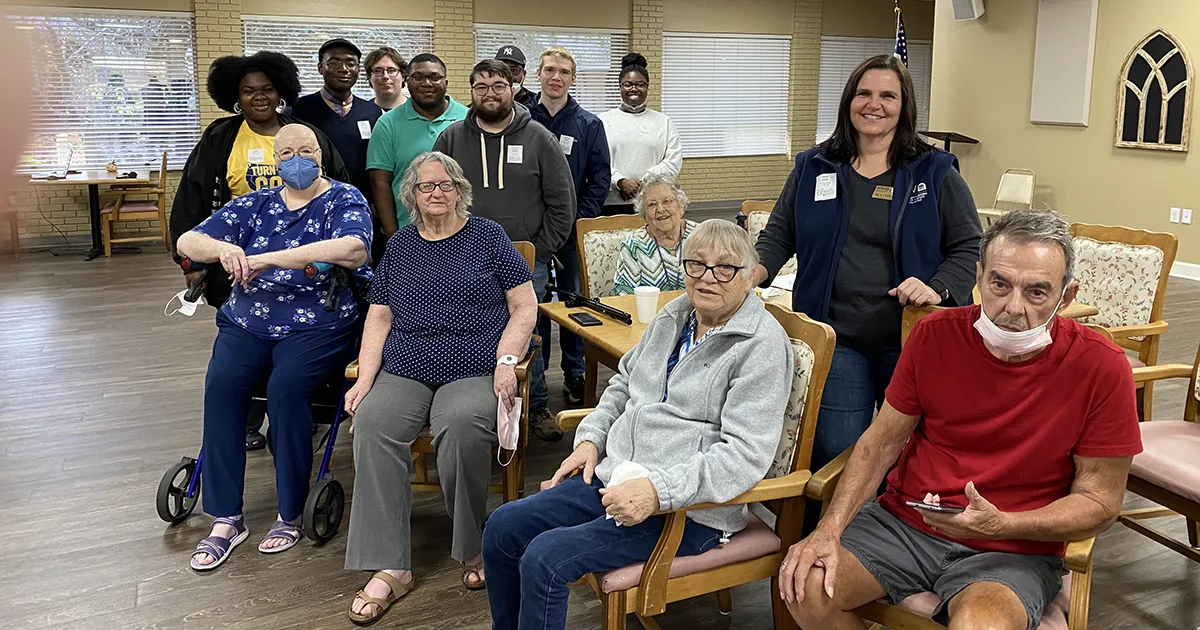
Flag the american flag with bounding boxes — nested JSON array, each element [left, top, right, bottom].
[[894, 6, 909, 66]]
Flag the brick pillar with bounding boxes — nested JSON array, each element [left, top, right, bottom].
[[631, 0, 664, 111], [194, 0, 244, 126], [434, 0, 476, 104], [791, 0, 823, 155]]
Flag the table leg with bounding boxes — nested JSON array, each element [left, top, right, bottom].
[[584, 346, 599, 407]]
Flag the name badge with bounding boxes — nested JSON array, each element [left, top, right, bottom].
[[507, 144, 524, 164], [815, 173, 837, 202], [558, 134, 575, 155], [247, 148, 265, 163], [358, 120, 372, 140], [872, 185, 894, 201]]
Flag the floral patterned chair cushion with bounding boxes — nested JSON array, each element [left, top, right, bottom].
[[746, 212, 798, 277], [770, 338, 816, 479], [582, 228, 643, 298], [1072, 237, 1164, 336]]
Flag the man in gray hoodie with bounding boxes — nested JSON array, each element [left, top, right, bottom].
[[433, 59, 576, 440]]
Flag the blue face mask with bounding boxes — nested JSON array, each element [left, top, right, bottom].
[[279, 155, 320, 190]]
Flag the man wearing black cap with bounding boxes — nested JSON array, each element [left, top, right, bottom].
[[291, 38, 383, 208], [495, 44, 535, 109]]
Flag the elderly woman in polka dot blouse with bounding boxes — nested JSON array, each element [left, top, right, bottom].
[[342, 151, 538, 625]]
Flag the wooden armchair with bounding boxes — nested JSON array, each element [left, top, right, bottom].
[[1070, 223, 1177, 421], [555, 303, 836, 629], [741, 200, 797, 276], [344, 241, 541, 503], [575, 214, 646, 298], [803, 305, 1098, 630], [1121, 342, 1200, 562], [99, 151, 170, 257]]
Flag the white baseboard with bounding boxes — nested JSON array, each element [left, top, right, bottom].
[[1170, 261, 1200, 282]]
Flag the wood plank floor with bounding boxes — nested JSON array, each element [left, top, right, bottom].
[[0, 250, 1198, 630]]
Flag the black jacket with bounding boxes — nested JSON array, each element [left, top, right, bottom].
[[169, 114, 350, 304]]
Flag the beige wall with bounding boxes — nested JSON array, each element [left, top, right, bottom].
[[476, 0, 631, 29], [929, 0, 1200, 264], [243, 0, 433, 20], [823, 0, 934, 40], [664, 0, 794, 35]]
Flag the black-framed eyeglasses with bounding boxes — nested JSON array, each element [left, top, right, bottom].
[[415, 181, 456, 193], [621, 81, 649, 90], [370, 67, 402, 78], [471, 83, 511, 96], [409, 73, 446, 84], [682, 259, 743, 283], [321, 59, 360, 71]]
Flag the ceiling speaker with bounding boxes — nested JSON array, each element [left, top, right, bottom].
[[952, 0, 986, 20]]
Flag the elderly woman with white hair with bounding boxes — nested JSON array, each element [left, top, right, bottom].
[[612, 174, 697, 296], [481, 219, 795, 630], [342, 151, 538, 625]]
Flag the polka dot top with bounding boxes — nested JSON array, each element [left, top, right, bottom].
[[370, 216, 533, 384]]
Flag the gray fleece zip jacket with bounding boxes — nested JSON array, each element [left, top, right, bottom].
[[573, 292, 794, 534], [433, 103, 576, 262]]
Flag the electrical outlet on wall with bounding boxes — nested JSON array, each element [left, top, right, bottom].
[[1184, 209, 1193, 225], [1171, 207, 1182, 223]]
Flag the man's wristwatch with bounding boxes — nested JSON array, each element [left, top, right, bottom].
[[928, 279, 952, 305], [496, 354, 519, 366]]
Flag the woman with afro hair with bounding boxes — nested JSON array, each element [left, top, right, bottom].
[[170, 51, 351, 306]]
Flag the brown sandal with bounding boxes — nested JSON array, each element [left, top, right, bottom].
[[462, 565, 487, 591], [348, 571, 413, 626]]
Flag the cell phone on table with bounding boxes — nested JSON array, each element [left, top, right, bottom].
[[905, 501, 965, 514], [569, 312, 603, 327]]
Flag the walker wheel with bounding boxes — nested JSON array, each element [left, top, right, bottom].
[[157, 457, 200, 524], [303, 477, 344, 544]]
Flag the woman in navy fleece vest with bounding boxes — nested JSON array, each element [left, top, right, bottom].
[[752, 54, 982, 503]]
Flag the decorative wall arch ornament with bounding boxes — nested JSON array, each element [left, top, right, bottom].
[[1115, 28, 1193, 152]]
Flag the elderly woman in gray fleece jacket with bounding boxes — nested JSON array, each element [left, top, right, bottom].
[[481, 219, 794, 630]]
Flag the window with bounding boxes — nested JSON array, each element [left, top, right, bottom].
[[242, 16, 434, 101], [817, 36, 932, 144], [1116, 28, 1192, 152], [8, 9, 199, 172], [661, 33, 791, 158], [473, 25, 629, 114]]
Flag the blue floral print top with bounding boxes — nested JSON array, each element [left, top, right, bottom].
[[192, 181, 373, 339]]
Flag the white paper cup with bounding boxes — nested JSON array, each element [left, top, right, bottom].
[[634, 286, 661, 324]]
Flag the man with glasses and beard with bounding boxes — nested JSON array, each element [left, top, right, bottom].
[[366, 53, 468, 259], [434, 59, 575, 441]]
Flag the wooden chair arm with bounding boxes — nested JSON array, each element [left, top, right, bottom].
[[1104, 321, 1169, 340], [556, 408, 593, 431], [1064, 537, 1095, 574], [515, 335, 540, 381], [806, 446, 854, 501], [1131, 364, 1194, 385], [659, 471, 812, 513], [345, 360, 359, 381]]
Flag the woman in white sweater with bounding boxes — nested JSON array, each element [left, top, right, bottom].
[[598, 53, 683, 215]]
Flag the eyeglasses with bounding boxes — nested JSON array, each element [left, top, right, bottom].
[[321, 59, 360, 71], [276, 147, 317, 160], [471, 83, 511, 96], [370, 67, 402, 78], [415, 181, 456, 193], [621, 81, 649, 90], [409, 73, 445, 84], [682, 259, 743, 283]]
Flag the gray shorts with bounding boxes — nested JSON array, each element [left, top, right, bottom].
[[841, 502, 1064, 630]]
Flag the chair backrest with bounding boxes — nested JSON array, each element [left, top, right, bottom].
[[1069, 223, 1177, 330], [765, 303, 836, 480], [993, 168, 1035, 211], [1190, 342, 1200, 423], [744, 211, 771, 243], [513, 240, 535, 272], [743, 202, 799, 276], [156, 151, 168, 190], [901, 305, 946, 347], [575, 214, 646, 298]]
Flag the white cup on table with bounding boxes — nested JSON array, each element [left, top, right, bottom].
[[634, 286, 661, 324]]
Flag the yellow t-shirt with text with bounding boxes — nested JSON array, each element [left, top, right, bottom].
[[226, 121, 280, 198]]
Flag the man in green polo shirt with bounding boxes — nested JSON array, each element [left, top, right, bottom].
[[367, 52, 468, 242]]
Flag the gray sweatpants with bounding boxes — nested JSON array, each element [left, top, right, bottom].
[[345, 370, 498, 571]]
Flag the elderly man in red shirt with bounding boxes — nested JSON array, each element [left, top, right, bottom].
[[779, 210, 1141, 630]]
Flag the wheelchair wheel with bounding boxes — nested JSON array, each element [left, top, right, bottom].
[[157, 457, 200, 524], [303, 477, 344, 545]]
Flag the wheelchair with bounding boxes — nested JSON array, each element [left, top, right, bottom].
[[156, 261, 364, 544]]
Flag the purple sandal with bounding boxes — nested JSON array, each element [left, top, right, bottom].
[[190, 516, 249, 571], [258, 518, 303, 554]]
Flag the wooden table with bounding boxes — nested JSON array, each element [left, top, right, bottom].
[[539, 291, 1099, 406], [27, 170, 151, 260]]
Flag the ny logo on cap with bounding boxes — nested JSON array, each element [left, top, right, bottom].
[[503, 47, 513, 55]]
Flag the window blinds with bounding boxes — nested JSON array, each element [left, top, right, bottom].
[[8, 9, 200, 172], [473, 25, 629, 115], [661, 33, 791, 159], [817, 36, 933, 144], [242, 16, 434, 101]]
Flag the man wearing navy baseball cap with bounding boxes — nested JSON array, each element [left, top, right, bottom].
[[495, 44, 534, 108]]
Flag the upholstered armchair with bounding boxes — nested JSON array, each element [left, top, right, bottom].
[[555, 303, 835, 629], [742, 201, 798, 277], [575, 214, 647, 299]]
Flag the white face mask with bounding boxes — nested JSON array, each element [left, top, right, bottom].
[[164, 288, 207, 317], [973, 292, 1064, 358], [511, 82, 522, 92], [496, 396, 522, 466]]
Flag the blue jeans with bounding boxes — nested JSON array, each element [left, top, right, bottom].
[[482, 476, 722, 630], [804, 344, 900, 532], [201, 311, 357, 521]]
